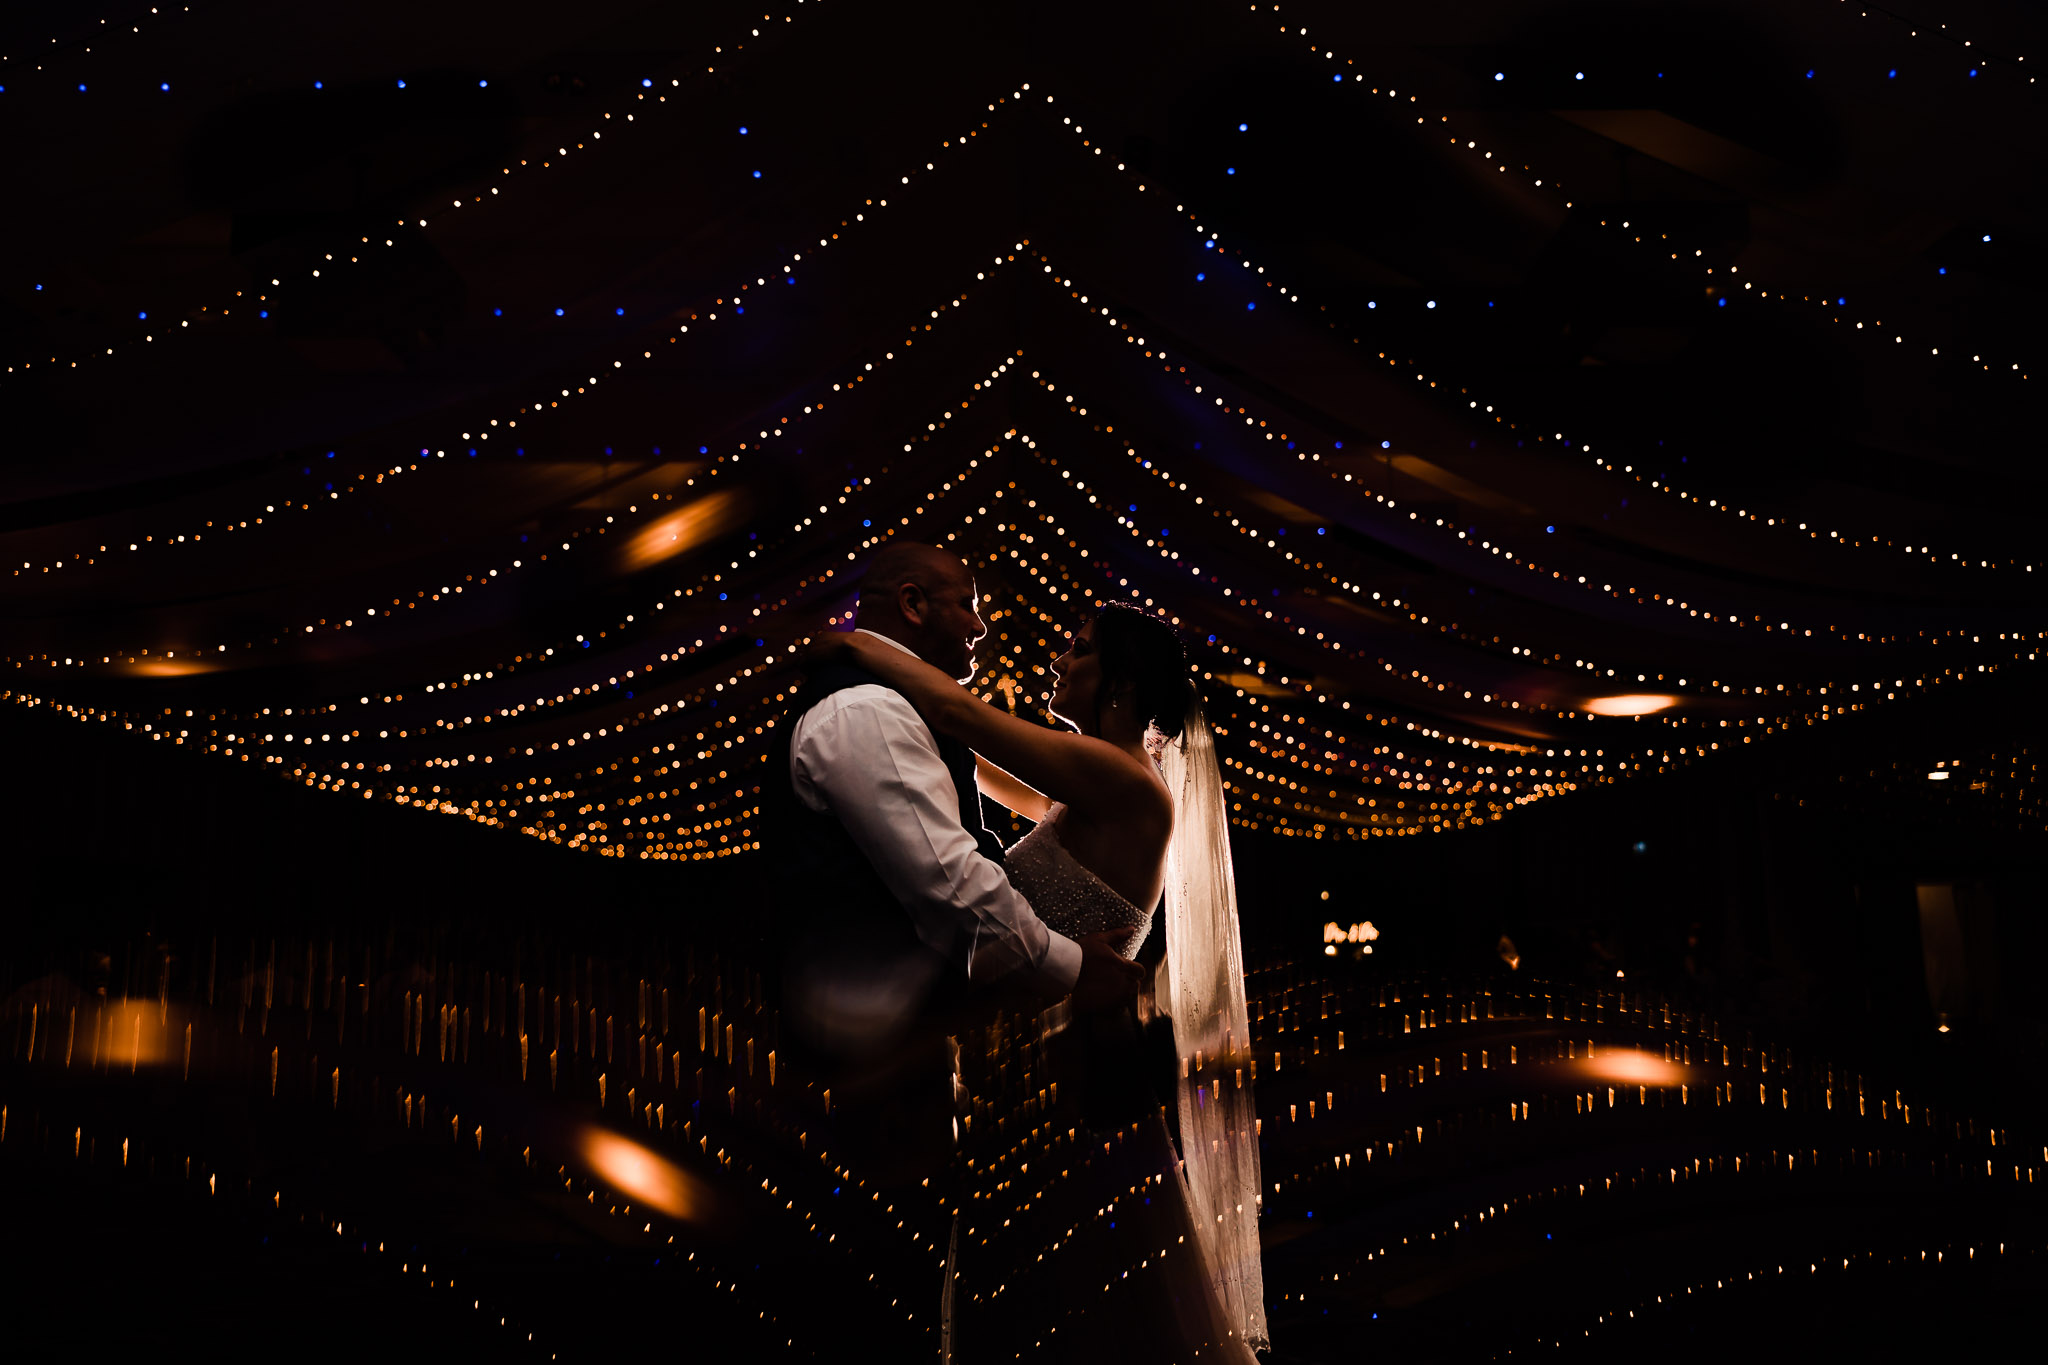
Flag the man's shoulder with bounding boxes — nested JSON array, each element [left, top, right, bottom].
[[793, 677, 922, 741]]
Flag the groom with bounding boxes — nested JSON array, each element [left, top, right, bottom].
[[774, 542, 1143, 1167]]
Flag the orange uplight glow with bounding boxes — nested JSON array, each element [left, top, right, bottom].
[[1580, 694, 1680, 717], [123, 659, 223, 678], [1575, 1047, 1686, 1087], [96, 999, 176, 1068], [621, 489, 746, 571], [578, 1127, 709, 1221]]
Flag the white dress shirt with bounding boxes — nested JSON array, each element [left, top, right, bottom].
[[789, 629, 1083, 994]]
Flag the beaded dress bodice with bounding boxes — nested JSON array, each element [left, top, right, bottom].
[[1004, 803, 1153, 958]]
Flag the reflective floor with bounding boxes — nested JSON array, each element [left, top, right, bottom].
[[3, 921, 2040, 1362]]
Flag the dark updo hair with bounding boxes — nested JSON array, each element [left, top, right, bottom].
[[1089, 602, 1199, 744]]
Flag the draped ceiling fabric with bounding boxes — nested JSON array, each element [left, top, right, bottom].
[[3, 0, 2042, 862]]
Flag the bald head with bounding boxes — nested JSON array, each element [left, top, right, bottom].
[[854, 542, 986, 680]]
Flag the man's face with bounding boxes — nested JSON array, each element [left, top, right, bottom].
[[918, 569, 987, 682]]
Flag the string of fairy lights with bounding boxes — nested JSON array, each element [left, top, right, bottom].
[[10, 93, 1036, 583], [1007, 325, 2046, 756], [9, 413, 2030, 851], [1251, 2, 2033, 379], [8, 271, 1022, 669], [1011, 412, 2023, 774], [1009, 293, 2041, 706], [4, 423, 1042, 859], [0, 5, 191, 86], [3, 103, 2037, 849], [1042, 68, 2042, 578], [5, 1, 842, 376]]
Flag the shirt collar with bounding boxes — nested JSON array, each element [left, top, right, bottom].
[[854, 627, 922, 661]]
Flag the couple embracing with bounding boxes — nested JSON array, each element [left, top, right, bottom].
[[772, 542, 1267, 1361]]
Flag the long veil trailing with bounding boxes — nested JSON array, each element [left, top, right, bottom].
[[1157, 699, 1270, 1352]]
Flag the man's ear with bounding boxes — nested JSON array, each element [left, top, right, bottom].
[[897, 581, 928, 626]]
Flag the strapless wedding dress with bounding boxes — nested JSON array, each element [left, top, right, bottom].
[[953, 805, 1259, 1363]]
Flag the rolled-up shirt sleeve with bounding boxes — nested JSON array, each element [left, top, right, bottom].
[[791, 686, 1082, 993]]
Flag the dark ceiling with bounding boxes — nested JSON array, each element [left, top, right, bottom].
[[3, 0, 2043, 859]]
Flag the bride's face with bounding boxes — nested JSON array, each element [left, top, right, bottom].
[[1046, 621, 1100, 733]]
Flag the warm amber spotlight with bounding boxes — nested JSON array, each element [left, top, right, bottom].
[[123, 659, 223, 678], [621, 490, 746, 571], [578, 1127, 710, 1221], [1580, 694, 1680, 717], [1576, 1047, 1685, 1087]]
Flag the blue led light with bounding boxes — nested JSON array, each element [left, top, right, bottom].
[[1982, 234, 1992, 242], [314, 81, 324, 89], [735, 306, 744, 314], [718, 592, 727, 600], [78, 84, 87, 93], [1317, 527, 1326, 535], [1804, 70, 1814, 79], [160, 83, 170, 92], [259, 310, 268, 318], [493, 307, 503, 316], [554, 307, 565, 316], [1494, 72, 1504, 81], [479, 79, 489, 88], [1226, 167, 1236, 175], [1333, 441, 1343, 449], [738, 125, 749, 134], [1246, 302, 1255, 310], [1196, 272, 1206, 281], [1938, 267, 1947, 275], [862, 519, 871, 527], [615, 307, 625, 316], [1838, 296, 1847, 304], [1204, 239, 1216, 248], [1970, 68, 1979, 77], [642, 78, 653, 88], [1381, 441, 1391, 449], [1367, 300, 1376, 309], [752, 170, 762, 178], [397, 79, 407, 89], [1889, 69, 1897, 78], [1238, 122, 1248, 131], [1546, 525, 1556, 533], [137, 311, 147, 320], [1426, 300, 1436, 309], [699, 446, 709, 453], [1718, 297, 1726, 306], [1575, 72, 1584, 80], [1332, 74, 1341, 82]]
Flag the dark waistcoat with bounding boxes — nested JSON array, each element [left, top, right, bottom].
[[764, 661, 1001, 1057]]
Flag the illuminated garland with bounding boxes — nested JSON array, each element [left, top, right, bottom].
[[1249, 3, 2031, 380], [4, 2, 844, 377], [1010, 331, 2045, 723], [1045, 68, 2040, 578], [11, 95, 1032, 581]]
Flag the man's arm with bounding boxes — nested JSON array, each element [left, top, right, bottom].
[[791, 687, 1082, 993]]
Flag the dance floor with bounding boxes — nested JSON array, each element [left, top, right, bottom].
[[4, 919, 2038, 1361]]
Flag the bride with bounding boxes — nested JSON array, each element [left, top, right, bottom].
[[823, 603, 1268, 1361]]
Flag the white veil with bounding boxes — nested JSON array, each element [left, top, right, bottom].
[[1156, 699, 1269, 1352]]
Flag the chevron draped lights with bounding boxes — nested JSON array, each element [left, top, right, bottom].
[[6, 14, 2042, 855], [4, 2, 840, 378], [1253, 3, 2031, 384]]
